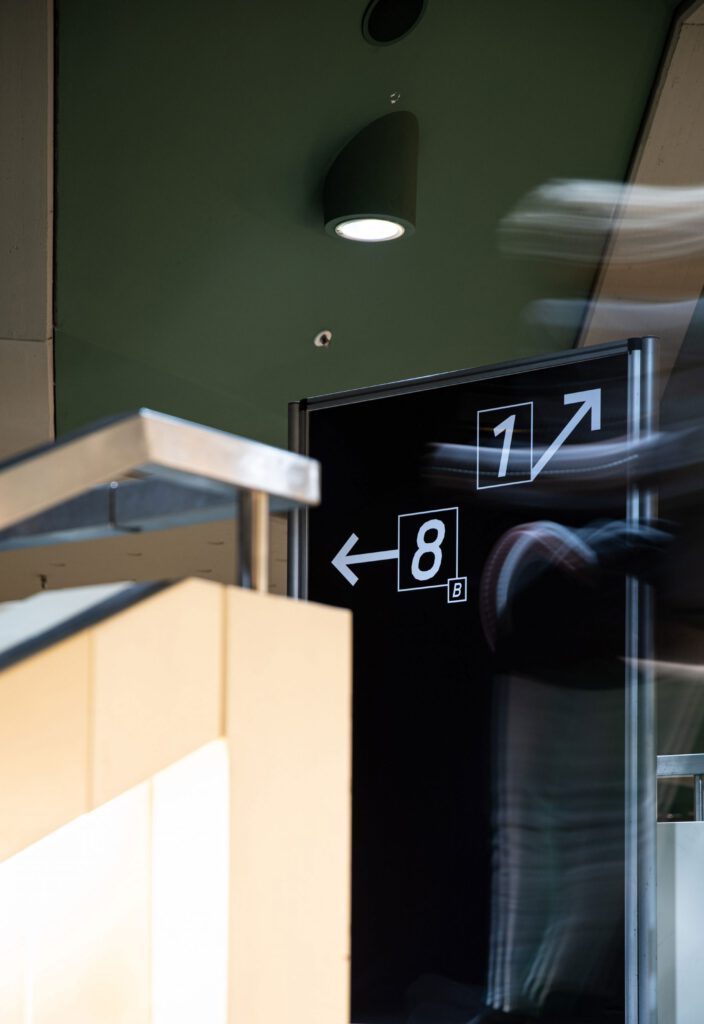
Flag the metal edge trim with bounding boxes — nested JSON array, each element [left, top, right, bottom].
[[0, 581, 172, 674], [624, 336, 658, 1024], [300, 339, 633, 411]]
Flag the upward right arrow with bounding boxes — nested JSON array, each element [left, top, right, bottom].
[[531, 388, 602, 480]]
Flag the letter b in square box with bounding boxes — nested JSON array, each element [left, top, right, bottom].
[[397, 507, 459, 592]]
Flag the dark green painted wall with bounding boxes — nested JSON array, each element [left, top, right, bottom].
[[55, 0, 676, 447]]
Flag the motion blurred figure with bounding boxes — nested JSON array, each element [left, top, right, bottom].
[[408, 176, 704, 1023], [475, 519, 665, 1022]]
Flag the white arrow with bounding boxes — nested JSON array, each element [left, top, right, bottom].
[[530, 388, 602, 480], [332, 533, 399, 586]]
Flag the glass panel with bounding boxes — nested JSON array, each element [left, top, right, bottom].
[[305, 351, 631, 1023]]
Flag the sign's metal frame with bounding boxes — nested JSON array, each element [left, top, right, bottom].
[[290, 337, 657, 1024]]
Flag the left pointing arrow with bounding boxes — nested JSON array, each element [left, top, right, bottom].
[[332, 533, 399, 586]]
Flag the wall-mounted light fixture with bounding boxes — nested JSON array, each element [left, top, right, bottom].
[[362, 0, 428, 46], [323, 111, 419, 243]]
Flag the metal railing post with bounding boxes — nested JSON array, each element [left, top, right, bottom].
[[238, 490, 269, 592]]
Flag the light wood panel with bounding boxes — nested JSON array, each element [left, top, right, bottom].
[[579, 6, 704, 378], [29, 786, 152, 1024], [151, 742, 230, 1024], [0, 580, 352, 1024], [684, 0, 704, 26], [91, 579, 223, 805], [226, 588, 352, 1024], [0, 0, 53, 342], [0, 0, 54, 458], [0, 634, 90, 860], [0, 870, 24, 1024], [0, 339, 53, 460]]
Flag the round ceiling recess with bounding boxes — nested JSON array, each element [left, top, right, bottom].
[[362, 0, 427, 45]]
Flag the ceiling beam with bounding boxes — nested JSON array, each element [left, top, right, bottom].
[[0, 0, 54, 459], [577, 1, 704, 377]]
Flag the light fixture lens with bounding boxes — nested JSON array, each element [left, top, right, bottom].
[[334, 217, 405, 242]]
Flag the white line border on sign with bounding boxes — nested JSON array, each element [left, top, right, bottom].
[[397, 506, 459, 592], [476, 401, 534, 490]]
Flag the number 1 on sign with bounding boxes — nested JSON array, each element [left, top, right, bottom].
[[493, 414, 516, 478]]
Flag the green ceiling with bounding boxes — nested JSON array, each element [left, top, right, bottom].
[[55, 0, 678, 447]]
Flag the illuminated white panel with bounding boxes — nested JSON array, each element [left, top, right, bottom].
[[151, 740, 229, 1024], [0, 740, 230, 1024], [0, 853, 25, 1024], [658, 822, 704, 1024], [0, 784, 151, 1024]]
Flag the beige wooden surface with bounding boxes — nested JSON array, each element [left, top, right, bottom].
[[579, 8, 704, 377], [0, 898, 24, 1023], [226, 588, 352, 1024], [91, 579, 223, 804], [0, 580, 352, 1024], [0, 0, 53, 342], [687, 0, 704, 24], [0, 339, 54, 460], [0, 0, 54, 458], [151, 741, 230, 1023], [29, 786, 152, 1024], [0, 634, 90, 860]]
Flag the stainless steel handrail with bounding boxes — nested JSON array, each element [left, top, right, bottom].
[[657, 753, 704, 821], [0, 410, 320, 593]]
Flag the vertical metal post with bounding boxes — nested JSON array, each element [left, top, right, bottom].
[[625, 337, 658, 1024], [625, 345, 641, 1024], [288, 402, 302, 599], [695, 775, 704, 822], [288, 401, 309, 600], [238, 489, 269, 592]]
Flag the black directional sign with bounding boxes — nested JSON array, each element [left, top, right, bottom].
[[291, 340, 655, 1024]]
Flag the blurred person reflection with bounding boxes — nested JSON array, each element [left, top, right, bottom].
[[389, 175, 704, 1022], [499, 180, 704, 266], [474, 519, 664, 1023], [404, 518, 666, 1024], [415, 326, 704, 1018]]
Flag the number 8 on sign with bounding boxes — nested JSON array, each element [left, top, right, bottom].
[[398, 508, 459, 592], [411, 518, 446, 581]]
